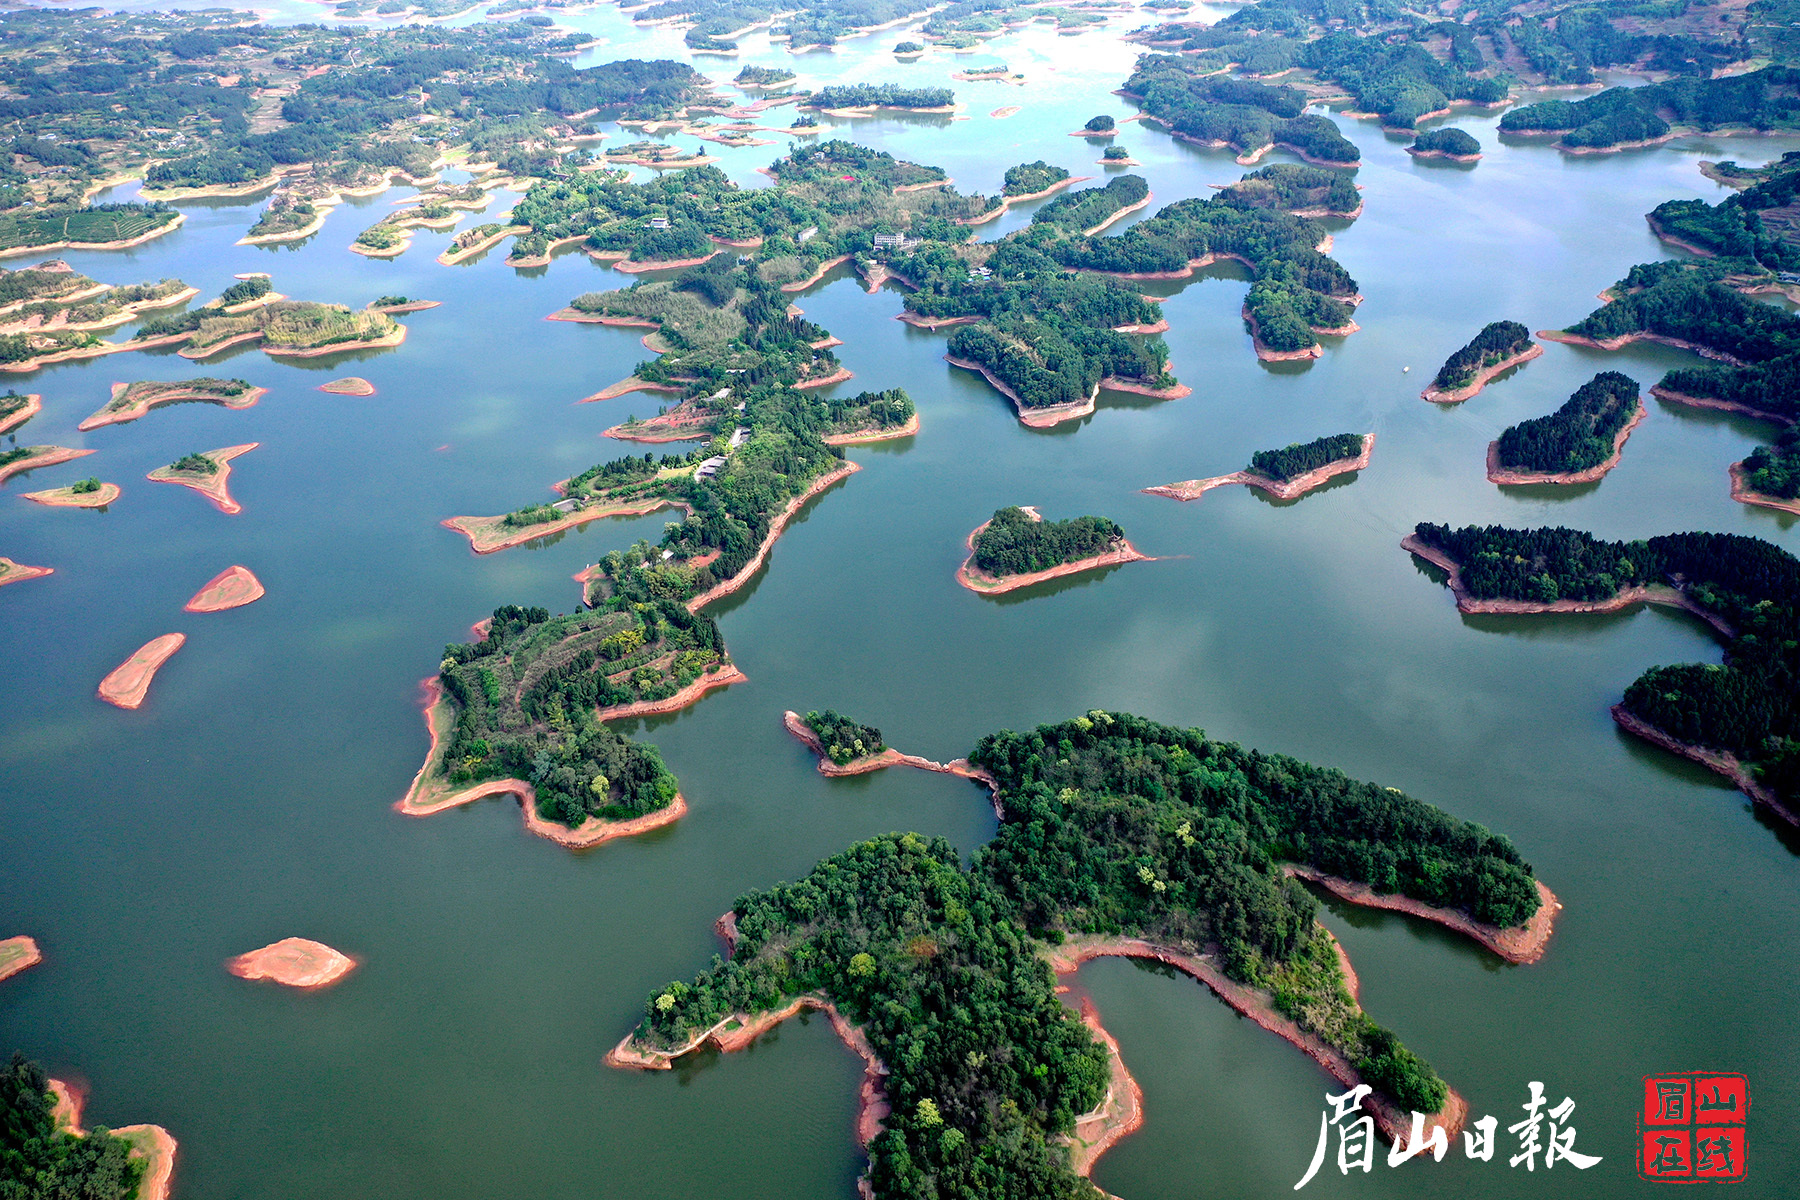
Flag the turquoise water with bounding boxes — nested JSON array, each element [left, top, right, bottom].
[[1, 9, 1797, 1198]]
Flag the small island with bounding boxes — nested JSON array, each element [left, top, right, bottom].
[[1406, 127, 1482, 162], [0, 557, 53, 588], [0, 934, 41, 982], [1074, 113, 1116, 137], [0, 444, 94, 486], [1421, 320, 1539, 403], [1731, 427, 1800, 515], [184, 565, 265, 613], [958, 506, 1151, 595], [1488, 371, 1643, 485], [78, 378, 265, 432], [782, 709, 997, 784], [145, 444, 258, 515], [21, 477, 118, 508], [97, 632, 185, 710], [319, 376, 376, 396], [1145, 432, 1373, 503], [227, 938, 358, 988], [5, 1054, 177, 1200]]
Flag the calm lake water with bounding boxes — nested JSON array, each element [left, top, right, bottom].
[[2, 7, 1797, 1198]]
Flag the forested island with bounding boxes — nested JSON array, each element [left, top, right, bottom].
[[609, 711, 1557, 1196], [1422, 320, 1537, 403], [1121, 54, 1360, 163], [1407, 127, 1481, 162], [1145, 431, 1373, 503], [1488, 371, 1644, 485], [1734, 426, 1800, 514], [1, 1052, 175, 1200], [958, 506, 1150, 594], [1406, 524, 1800, 827]]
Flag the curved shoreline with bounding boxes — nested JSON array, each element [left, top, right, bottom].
[[48, 1081, 177, 1200], [1145, 433, 1373, 502], [0, 557, 52, 587], [957, 174, 1089, 226], [22, 481, 120, 508], [319, 377, 375, 396], [443, 496, 688, 554], [1728, 461, 1800, 515], [1420, 343, 1542, 403], [1402, 533, 1734, 637], [0, 211, 187, 259], [945, 355, 1097, 427], [1610, 704, 1798, 828], [226, 938, 358, 989], [145, 443, 258, 515], [1538, 328, 1745, 365], [438, 225, 528, 266], [1486, 400, 1645, 485], [596, 663, 749, 722], [79, 382, 268, 432], [184, 565, 265, 613], [1283, 866, 1560, 964], [686, 461, 859, 611], [1406, 147, 1482, 163], [0, 392, 40, 435], [822, 410, 920, 445], [97, 632, 185, 710], [1245, 307, 1322, 361], [1083, 194, 1151, 237], [0, 445, 94, 485], [583, 376, 690, 403], [957, 510, 1153, 595], [1651, 384, 1791, 425], [779, 254, 853, 293], [265, 326, 406, 359], [781, 710, 1000, 793], [0, 934, 41, 982]]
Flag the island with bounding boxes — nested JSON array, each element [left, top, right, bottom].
[[1488, 371, 1644, 485], [608, 710, 1557, 1196], [1146, 432, 1373, 503], [1499, 69, 1798, 152], [1732, 427, 1800, 515], [1407, 127, 1482, 162], [227, 938, 358, 988], [319, 377, 376, 396], [184, 565, 265, 613], [78, 378, 266, 432], [3, 1054, 176, 1200], [1405, 523, 1800, 829], [1421, 321, 1539, 403], [21, 477, 119, 508], [0, 934, 41, 982], [957, 506, 1151, 595], [0, 444, 93, 486], [0, 557, 53, 588], [97, 633, 185, 710], [0, 391, 40, 435], [145, 444, 259, 515], [782, 709, 996, 783]]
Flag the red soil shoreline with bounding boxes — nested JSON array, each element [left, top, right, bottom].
[[97, 632, 185, 710], [0, 557, 53, 587], [443, 495, 688, 554], [1420, 343, 1542, 403], [0, 392, 40, 435], [48, 1081, 176, 1200], [779, 254, 853, 293], [184, 565, 264, 613], [1538, 328, 1743, 364], [1485, 401, 1645, 485], [145, 443, 258, 515], [1145, 433, 1372, 502], [0, 935, 41, 982], [823, 410, 920, 445], [957, 508, 1154, 595], [79, 382, 269, 432], [945, 355, 1098, 427], [1652, 384, 1790, 425], [0, 445, 94, 485], [319, 377, 375, 396], [1729, 461, 1800, 515], [226, 938, 358, 988], [1611, 704, 1799, 828], [780, 710, 1000, 797], [957, 175, 1090, 226], [583, 376, 689, 403], [22, 481, 120, 507], [1284, 866, 1561, 964], [686, 461, 859, 611]]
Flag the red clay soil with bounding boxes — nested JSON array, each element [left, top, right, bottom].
[[48, 1081, 177, 1200], [1065, 996, 1145, 1177], [958, 175, 1089, 227], [595, 662, 749, 721], [1539, 328, 1743, 363], [945, 355, 1097, 428], [1283, 866, 1561, 964], [183, 565, 265, 613], [608, 250, 723, 274], [1420, 343, 1542, 403], [1653, 385, 1790, 424], [0, 935, 42, 982], [796, 365, 854, 390], [781, 710, 1001, 800], [1145, 434, 1374, 503], [1406, 147, 1481, 163], [1045, 935, 1467, 1152], [442, 495, 687, 554], [1245, 308, 1323, 362], [21, 481, 120, 507], [1729, 461, 1800, 515], [779, 254, 852, 293], [686, 461, 859, 611], [1612, 704, 1799, 828], [78, 382, 268, 432], [1402, 533, 1735, 637], [318, 377, 375, 396], [545, 310, 659, 327], [1084, 195, 1151, 236], [145, 443, 259, 515], [957, 508, 1153, 596], [897, 312, 981, 330], [0, 445, 94, 485], [97, 633, 185, 710], [0, 557, 53, 587], [1100, 373, 1191, 400], [823, 410, 920, 445], [582, 376, 689, 403], [1486, 402, 1645, 485], [226, 938, 358, 988], [0, 392, 40, 435]]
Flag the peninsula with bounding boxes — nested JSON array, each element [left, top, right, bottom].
[[0, 934, 41, 982], [1406, 127, 1482, 162], [1487, 372, 1644, 485], [184, 565, 265, 613], [1731, 427, 1800, 515], [0, 444, 93, 486], [97, 633, 185, 710], [79, 378, 265, 432], [1421, 321, 1539, 403], [957, 506, 1151, 595], [0, 557, 52, 587], [609, 711, 1554, 1196], [145, 444, 259, 514], [782, 709, 997, 786], [1146, 432, 1373, 503], [21, 477, 119, 507], [0, 391, 39, 435], [227, 938, 358, 988], [3, 1055, 177, 1200]]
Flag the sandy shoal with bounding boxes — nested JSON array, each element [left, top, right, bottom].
[[145, 443, 259, 515], [0, 935, 41, 982], [184, 565, 265, 613], [79, 383, 268, 432], [0, 445, 95, 485], [97, 633, 185, 710], [21, 482, 120, 508], [226, 938, 357, 988], [443, 495, 687, 554], [437, 225, 529, 266], [48, 1081, 177, 1200], [583, 376, 689, 403], [1406, 147, 1482, 163], [1486, 401, 1645, 485], [0, 557, 53, 587], [1420, 343, 1542, 404], [264, 325, 405, 358], [319, 377, 375, 396], [0, 392, 40, 435], [1146, 433, 1373, 502]]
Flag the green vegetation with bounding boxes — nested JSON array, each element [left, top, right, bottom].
[[0, 1052, 146, 1200], [218, 277, 272, 306], [804, 709, 884, 764], [735, 65, 796, 87], [0, 202, 179, 252], [1001, 161, 1070, 198], [893, 41, 924, 53], [0, 263, 99, 310], [1411, 524, 1800, 811], [1029, 174, 1147, 232], [1494, 372, 1640, 475], [353, 225, 402, 251], [69, 476, 100, 494], [1500, 69, 1800, 149], [632, 709, 1547, 1195], [1432, 320, 1531, 391], [105, 378, 249, 414], [1123, 54, 1359, 163], [1741, 427, 1800, 500], [1248, 432, 1365, 482], [245, 198, 318, 240], [808, 84, 954, 110], [1101, 146, 1130, 163], [1648, 155, 1800, 272], [168, 451, 217, 475], [971, 506, 1123, 577], [1084, 114, 1115, 133], [1411, 127, 1481, 158], [0, 392, 29, 421], [138, 300, 398, 354], [1216, 163, 1359, 215], [1303, 32, 1506, 128]]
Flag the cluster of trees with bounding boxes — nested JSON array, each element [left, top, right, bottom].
[[218, 276, 271, 306], [1432, 320, 1530, 390], [804, 709, 885, 764], [168, 452, 217, 475], [1412, 524, 1799, 806], [1494, 371, 1640, 475], [1029, 175, 1147, 232], [1647, 154, 1800, 271], [0, 264, 97, 308], [734, 65, 796, 87], [1122, 54, 1359, 163], [972, 506, 1123, 577], [1217, 163, 1361, 215], [1741, 426, 1800, 500], [1001, 160, 1069, 198], [1501, 68, 1800, 149], [808, 83, 954, 110], [1248, 432, 1364, 482], [948, 314, 1170, 409], [1301, 31, 1507, 127], [0, 1052, 146, 1200], [1410, 127, 1481, 157]]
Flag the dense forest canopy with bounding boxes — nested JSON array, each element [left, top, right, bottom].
[[971, 507, 1124, 577], [1432, 320, 1530, 390], [1742, 426, 1800, 500], [804, 709, 885, 764], [1248, 432, 1365, 481], [1494, 371, 1640, 475], [0, 1052, 145, 1200], [1411, 127, 1481, 157]]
